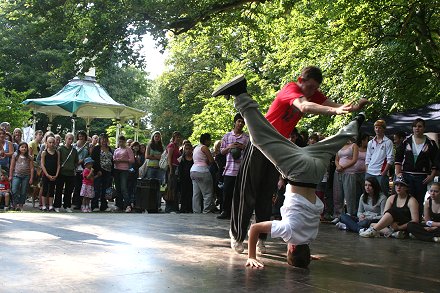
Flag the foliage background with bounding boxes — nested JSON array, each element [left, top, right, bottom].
[[0, 0, 439, 145]]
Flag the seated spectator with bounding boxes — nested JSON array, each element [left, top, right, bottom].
[[337, 177, 386, 232], [360, 176, 419, 238], [407, 182, 440, 242]]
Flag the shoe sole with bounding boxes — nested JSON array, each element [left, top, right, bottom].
[[212, 75, 245, 97]]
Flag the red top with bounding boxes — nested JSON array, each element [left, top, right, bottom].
[[0, 180, 10, 191], [167, 142, 181, 167], [265, 82, 327, 138], [82, 168, 94, 186]]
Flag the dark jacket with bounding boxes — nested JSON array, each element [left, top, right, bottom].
[[91, 145, 114, 174], [395, 135, 438, 174]]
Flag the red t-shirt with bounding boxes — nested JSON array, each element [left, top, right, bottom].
[[0, 180, 10, 191], [265, 82, 327, 138]]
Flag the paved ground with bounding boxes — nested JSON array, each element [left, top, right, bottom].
[[1, 207, 438, 293]]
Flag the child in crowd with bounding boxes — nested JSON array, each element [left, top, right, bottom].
[[81, 157, 96, 212], [9, 142, 34, 211], [40, 137, 60, 211], [407, 182, 440, 242], [0, 170, 11, 211]]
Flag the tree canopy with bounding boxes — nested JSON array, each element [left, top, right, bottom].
[[1, 0, 439, 143]]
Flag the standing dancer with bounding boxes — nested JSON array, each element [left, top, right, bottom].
[[212, 74, 365, 268], [213, 67, 368, 254]]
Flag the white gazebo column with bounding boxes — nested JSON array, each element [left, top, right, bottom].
[[47, 113, 53, 132], [134, 118, 140, 142], [115, 118, 121, 146], [32, 110, 37, 132], [86, 117, 91, 136], [71, 114, 77, 136]]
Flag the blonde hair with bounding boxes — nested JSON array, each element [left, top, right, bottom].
[[374, 120, 386, 129]]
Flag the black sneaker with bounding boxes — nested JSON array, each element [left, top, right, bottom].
[[212, 75, 247, 98]]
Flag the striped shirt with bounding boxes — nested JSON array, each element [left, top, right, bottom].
[[220, 131, 249, 177]]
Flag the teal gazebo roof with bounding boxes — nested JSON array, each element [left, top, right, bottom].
[[22, 76, 145, 120]]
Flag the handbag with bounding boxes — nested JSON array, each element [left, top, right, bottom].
[[138, 159, 149, 178], [159, 150, 168, 170]]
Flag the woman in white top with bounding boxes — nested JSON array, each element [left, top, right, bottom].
[[190, 133, 215, 213]]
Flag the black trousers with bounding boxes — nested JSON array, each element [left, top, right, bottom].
[[230, 143, 279, 242], [407, 222, 440, 242], [54, 174, 75, 208]]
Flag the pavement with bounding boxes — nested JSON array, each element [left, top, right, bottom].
[[1, 205, 439, 293]]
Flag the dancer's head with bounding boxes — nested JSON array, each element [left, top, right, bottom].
[[298, 66, 323, 98], [287, 244, 311, 269]]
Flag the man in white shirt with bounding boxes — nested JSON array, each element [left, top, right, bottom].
[[365, 120, 394, 197]]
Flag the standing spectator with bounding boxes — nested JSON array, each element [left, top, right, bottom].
[[128, 141, 142, 207], [73, 131, 90, 209], [407, 182, 440, 242], [190, 133, 216, 213], [139, 144, 146, 166], [9, 142, 34, 211], [12, 128, 23, 151], [395, 118, 438, 216], [337, 177, 386, 232], [211, 140, 225, 211], [217, 113, 249, 220], [165, 131, 183, 213], [89, 134, 99, 154], [145, 131, 165, 210], [365, 120, 394, 197], [332, 138, 359, 220], [178, 142, 194, 213], [54, 133, 78, 213], [354, 133, 369, 207], [40, 137, 60, 211], [113, 135, 135, 212], [0, 128, 14, 173], [28, 130, 43, 161], [91, 133, 113, 212]]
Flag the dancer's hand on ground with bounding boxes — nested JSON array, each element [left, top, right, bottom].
[[311, 255, 321, 260], [246, 258, 264, 269]]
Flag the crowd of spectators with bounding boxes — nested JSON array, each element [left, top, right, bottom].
[[0, 116, 440, 244]]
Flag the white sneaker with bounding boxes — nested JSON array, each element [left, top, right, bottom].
[[336, 222, 347, 230], [3, 207, 8, 212], [229, 230, 244, 253], [359, 227, 379, 238], [92, 208, 100, 212], [391, 231, 406, 239], [409, 233, 416, 239], [256, 239, 267, 254], [331, 217, 340, 224], [65, 208, 73, 213], [41, 206, 47, 212], [54, 208, 60, 213], [433, 237, 440, 243]]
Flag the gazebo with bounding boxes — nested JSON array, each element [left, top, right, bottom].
[[22, 74, 146, 140]]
